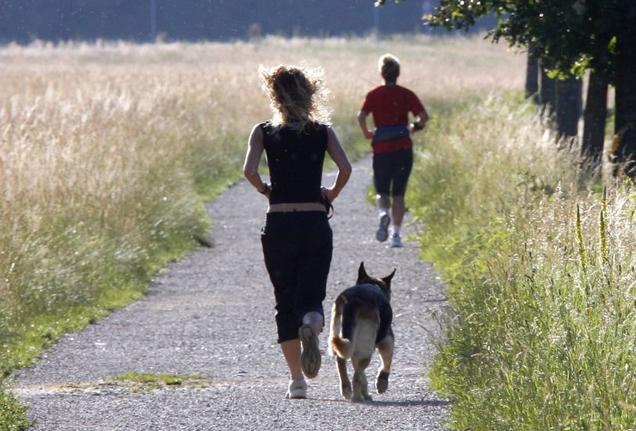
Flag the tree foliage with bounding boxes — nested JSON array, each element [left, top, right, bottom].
[[425, 0, 636, 82]]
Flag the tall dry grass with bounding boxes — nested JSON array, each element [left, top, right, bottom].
[[410, 97, 636, 429]]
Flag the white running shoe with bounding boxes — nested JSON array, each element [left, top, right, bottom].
[[376, 213, 391, 242], [286, 378, 307, 399], [389, 233, 403, 248]]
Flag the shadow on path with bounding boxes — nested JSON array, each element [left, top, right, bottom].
[[370, 398, 451, 408], [311, 396, 450, 408]]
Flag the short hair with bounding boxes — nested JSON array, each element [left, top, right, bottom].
[[379, 54, 400, 82]]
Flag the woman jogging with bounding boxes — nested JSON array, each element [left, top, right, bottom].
[[357, 54, 428, 248], [243, 65, 352, 399]]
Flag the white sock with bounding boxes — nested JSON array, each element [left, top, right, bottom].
[[378, 208, 389, 218], [302, 311, 323, 333], [391, 225, 401, 235]]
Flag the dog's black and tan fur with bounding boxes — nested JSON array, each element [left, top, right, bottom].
[[329, 262, 395, 402]]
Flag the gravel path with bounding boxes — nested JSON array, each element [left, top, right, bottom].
[[9, 157, 450, 430]]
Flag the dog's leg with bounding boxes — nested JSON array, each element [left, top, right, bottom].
[[375, 334, 394, 394], [351, 356, 371, 402], [336, 357, 352, 400], [360, 369, 372, 401], [351, 369, 364, 402]]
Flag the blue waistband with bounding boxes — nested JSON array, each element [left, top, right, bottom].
[[372, 125, 409, 143]]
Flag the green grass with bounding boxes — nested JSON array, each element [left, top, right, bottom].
[[409, 95, 636, 430], [111, 372, 192, 385], [0, 389, 29, 431], [109, 372, 207, 392]]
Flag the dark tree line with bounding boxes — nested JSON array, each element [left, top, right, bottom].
[[0, 0, 440, 43]]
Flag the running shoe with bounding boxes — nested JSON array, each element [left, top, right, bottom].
[[285, 378, 307, 399], [375, 213, 391, 242], [389, 233, 403, 248], [299, 324, 321, 378]]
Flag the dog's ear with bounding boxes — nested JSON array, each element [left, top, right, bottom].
[[382, 268, 396, 288], [357, 261, 368, 283]]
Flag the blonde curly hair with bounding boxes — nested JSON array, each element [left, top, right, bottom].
[[260, 65, 331, 131]]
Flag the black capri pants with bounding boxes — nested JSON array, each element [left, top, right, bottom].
[[372, 148, 413, 197], [261, 211, 333, 343]]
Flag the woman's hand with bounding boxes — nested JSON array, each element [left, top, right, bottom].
[[321, 186, 337, 203], [258, 183, 272, 199], [363, 129, 374, 140]]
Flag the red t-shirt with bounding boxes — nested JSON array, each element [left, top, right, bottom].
[[361, 85, 426, 153]]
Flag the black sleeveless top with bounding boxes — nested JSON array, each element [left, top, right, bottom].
[[260, 121, 328, 204]]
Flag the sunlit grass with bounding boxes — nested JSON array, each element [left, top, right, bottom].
[[0, 388, 29, 431], [109, 371, 207, 392], [410, 97, 636, 430]]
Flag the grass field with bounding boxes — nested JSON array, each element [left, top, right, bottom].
[[3, 34, 633, 431], [410, 97, 636, 429]]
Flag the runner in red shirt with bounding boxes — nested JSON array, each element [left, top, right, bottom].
[[357, 54, 428, 247]]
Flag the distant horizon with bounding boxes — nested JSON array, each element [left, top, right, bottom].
[[0, 0, 494, 44], [0, 31, 496, 49]]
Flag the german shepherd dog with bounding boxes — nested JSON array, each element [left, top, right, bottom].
[[329, 262, 395, 402]]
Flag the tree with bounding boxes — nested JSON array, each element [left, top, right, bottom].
[[582, 70, 609, 174], [613, 20, 636, 177], [556, 76, 582, 139], [524, 48, 539, 103], [539, 64, 556, 118]]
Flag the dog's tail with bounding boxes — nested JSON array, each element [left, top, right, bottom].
[[329, 296, 352, 359]]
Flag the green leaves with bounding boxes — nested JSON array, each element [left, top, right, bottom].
[[426, 0, 624, 80]]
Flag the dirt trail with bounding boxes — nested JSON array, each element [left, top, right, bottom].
[[9, 157, 449, 430]]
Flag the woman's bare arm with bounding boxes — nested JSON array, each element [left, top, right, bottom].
[[323, 127, 352, 202], [242, 125, 270, 197]]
